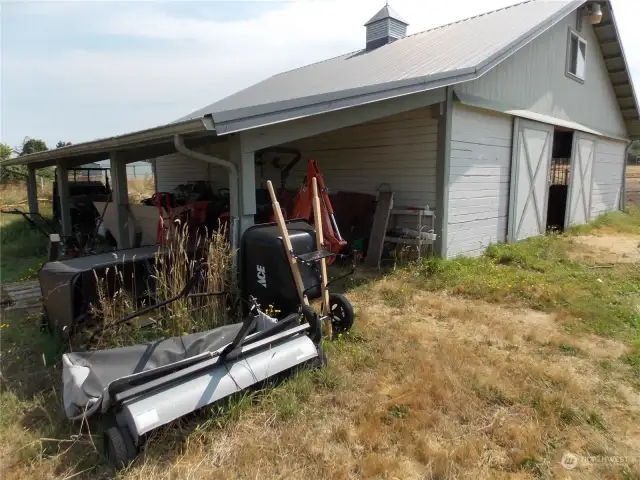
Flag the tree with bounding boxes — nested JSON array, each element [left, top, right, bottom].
[[0, 143, 11, 162], [0, 143, 25, 182], [17, 137, 48, 156], [630, 140, 640, 156], [0, 138, 55, 183], [56, 141, 72, 148]]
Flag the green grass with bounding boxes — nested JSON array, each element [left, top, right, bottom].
[[408, 207, 640, 378], [0, 207, 52, 283]]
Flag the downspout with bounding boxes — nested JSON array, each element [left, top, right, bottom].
[[173, 135, 240, 282]]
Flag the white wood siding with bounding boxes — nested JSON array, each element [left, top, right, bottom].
[[591, 138, 626, 218], [446, 104, 513, 258], [457, 12, 628, 139], [154, 143, 230, 193], [260, 107, 439, 211]]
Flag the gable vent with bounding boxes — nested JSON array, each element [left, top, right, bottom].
[[364, 4, 409, 51]]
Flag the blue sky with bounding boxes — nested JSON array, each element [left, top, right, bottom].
[[2, 0, 639, 149]]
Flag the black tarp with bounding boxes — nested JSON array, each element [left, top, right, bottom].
[[40, 246, 168, 332]]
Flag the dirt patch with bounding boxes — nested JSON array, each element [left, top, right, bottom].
[[570, 234, 640, 264]]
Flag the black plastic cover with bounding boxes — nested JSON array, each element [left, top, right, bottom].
[[240, 220, 321, 316]]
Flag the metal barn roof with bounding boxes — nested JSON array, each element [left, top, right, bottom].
[[180, 0, 588, 133]]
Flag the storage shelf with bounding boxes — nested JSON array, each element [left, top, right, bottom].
[[384, 236, 436, 246]]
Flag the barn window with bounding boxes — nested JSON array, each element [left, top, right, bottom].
[[566, 29, 587, 82]]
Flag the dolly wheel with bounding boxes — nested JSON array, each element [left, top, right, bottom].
[[301, 305, 322, 345], [328, 293, 354, 334], [104, 427, 136, 469]]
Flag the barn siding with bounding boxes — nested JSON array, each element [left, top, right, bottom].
[[457, 12, 628, 139], [154, 143, 230, 193], [446, 104, 513, 258], [260, 107, 439, 212], [591, 138, 627, 218]]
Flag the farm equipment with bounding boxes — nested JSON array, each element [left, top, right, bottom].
[[59, 210, 355, 468], [62, 282, 325, 468], [289, 159, 347, 259], [254, 151, 347, 262], [249, 180, 354, 336], [149, 182, 231, 245], [52, 166, 112, 240]]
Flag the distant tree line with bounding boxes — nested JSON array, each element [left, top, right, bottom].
[[0, 137, 72, 183]]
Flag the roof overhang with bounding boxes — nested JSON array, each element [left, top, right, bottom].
[[591, 1, 640, 140], [1, 116, 217, 169], [455, 90, 630, 142]]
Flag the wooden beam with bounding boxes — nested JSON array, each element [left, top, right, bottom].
[[603, 53, 622, 61], [27, 167, 39, 215], [228, 133, 255, 237], [608, 68, 626, 75], [55, 163, 72, 237], [241, 88, 446, 153], [597, 38, 618, 46], [435, 87, 453, 257], [612, 81, 630, 88], [109, 152, 131, 249]]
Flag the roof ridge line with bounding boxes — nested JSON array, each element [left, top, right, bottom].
[[402, 0, 536, 40]]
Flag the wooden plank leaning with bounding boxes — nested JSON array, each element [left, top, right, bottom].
[[266, 180, 309, 306], [312, 177, 332, 338]]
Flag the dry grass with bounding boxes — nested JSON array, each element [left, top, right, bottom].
[[0, 181, 53, 208], [128, 177, 155, 204], [1, 211, 640, 479], [88, 221, 231, 348]]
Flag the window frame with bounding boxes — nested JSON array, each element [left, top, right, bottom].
[[566, 27, 587, 83]]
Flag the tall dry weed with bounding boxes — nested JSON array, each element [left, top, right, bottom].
[[89, 220, 231, 348]]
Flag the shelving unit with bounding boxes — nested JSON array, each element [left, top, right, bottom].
[[384, 207, 437, 259]]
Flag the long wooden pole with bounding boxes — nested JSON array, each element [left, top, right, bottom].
[[312, 177, 332, 339], [312, 178, 330, 312], [266, 180, 309, 306]]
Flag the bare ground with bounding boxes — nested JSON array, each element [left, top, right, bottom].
[[570, 234, 640, 264]]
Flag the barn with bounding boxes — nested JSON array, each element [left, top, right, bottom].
[[5, 0, 639, 259]]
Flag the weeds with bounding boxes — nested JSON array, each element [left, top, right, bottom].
[[89, 221, 231, 348]]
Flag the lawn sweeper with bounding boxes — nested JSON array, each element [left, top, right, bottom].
[[60, 208, 354, 468]]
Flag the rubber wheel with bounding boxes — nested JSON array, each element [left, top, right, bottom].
[[301, 305, 322, 345], [104, 426, 136, 469], [328, 293, 354, 334]]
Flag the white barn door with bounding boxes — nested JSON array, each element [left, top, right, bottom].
[[508, 118, 553, 242], [565, 133, 596, 226]]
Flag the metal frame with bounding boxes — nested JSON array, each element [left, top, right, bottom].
[[565, 26, 587, 84]]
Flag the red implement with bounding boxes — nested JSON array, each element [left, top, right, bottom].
[[290, 160, 347, 262]]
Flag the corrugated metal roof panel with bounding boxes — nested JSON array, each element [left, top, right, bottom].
[[180, 0, 583, 131]]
